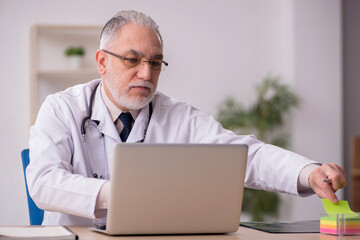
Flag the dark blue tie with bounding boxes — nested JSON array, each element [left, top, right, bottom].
[[119, 112, 133, 142]]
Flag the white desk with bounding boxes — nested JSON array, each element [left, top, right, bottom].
[[68, 226, 360, 240]]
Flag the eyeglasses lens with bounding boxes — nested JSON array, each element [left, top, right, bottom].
[[123, 56, 165, 72]]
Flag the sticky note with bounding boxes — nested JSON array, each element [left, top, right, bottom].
[[321, 199, 357, 216], [320, 199, 360, 235]]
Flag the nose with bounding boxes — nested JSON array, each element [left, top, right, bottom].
[[136, 61, 152, 80]]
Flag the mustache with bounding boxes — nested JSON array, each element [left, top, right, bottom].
[[127, 81, 154, 91]]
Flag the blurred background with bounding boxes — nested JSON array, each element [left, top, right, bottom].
[[0, 0, 359, 225]]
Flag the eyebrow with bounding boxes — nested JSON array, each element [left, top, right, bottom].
[[128, 49, 164, 59]]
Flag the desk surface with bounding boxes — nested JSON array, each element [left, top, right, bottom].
[[68, 226, 360, 240]]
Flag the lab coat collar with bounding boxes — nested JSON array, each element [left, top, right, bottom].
[[91, 81, 120, 141]]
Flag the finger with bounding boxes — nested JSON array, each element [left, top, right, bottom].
[[321, 184, 339, 203], [334, 164, 347, 187], [313, 180, 339, 203], [337, 164, 346, 176], [329, 176, 346, 191], [323, 164, 347, 191], [308, 167, 339, 203]]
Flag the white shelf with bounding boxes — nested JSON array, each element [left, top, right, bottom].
[[37, 69, 100, 79], [30, 25, 102, 124]]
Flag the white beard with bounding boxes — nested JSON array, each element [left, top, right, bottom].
[[105, 75, 155, 110]]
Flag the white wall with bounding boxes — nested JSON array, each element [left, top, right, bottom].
[[284, 0, 343, 221], [0, 0, 341, 224]]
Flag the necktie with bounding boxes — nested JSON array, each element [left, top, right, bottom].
[[119, 112, 133, 142]]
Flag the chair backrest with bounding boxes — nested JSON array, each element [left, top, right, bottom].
[[21, 149, 44, 225]]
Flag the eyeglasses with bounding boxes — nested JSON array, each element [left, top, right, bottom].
[[101, 49, 168, 72]]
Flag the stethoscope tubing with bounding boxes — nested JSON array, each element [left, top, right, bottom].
[[80, 81, 153, 179]]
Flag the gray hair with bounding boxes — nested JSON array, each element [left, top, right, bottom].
[[100, 10, 163, 49]]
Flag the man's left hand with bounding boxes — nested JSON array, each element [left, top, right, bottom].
[[308, 163, 347, 203]]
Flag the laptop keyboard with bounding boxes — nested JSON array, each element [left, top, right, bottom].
[[95, 224, 106, 230]]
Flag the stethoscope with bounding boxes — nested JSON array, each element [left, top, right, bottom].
[[80, 82, 153, 179]]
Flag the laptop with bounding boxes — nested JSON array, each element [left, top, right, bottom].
[[93, 143, 248, 235]]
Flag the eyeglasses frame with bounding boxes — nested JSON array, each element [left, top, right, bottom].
[[101, 49, 168, 71]]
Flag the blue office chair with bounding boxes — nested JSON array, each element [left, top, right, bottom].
[[21, 149, 44, 225]]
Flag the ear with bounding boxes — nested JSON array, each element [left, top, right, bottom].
[[95, 49, 107, 75]]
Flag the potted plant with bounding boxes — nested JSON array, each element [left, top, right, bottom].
[[216, 76, 299, 221], [64, 46, 85, 69]]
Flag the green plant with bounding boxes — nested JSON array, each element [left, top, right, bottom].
[[216, 76, 299, 221], [64, 46, 85, 57]]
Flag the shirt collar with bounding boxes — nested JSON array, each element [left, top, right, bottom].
[[100, 82, 140, 122]]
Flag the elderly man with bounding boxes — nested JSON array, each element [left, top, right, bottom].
[[27, 10, 346, 225]]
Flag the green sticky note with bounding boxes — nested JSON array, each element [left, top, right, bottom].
[[322, 199, 357, 216]]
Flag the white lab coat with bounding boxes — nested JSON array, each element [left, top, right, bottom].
[[27, 79, 316, 225]]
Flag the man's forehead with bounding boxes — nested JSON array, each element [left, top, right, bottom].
[[113, 24, 163, 57]]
